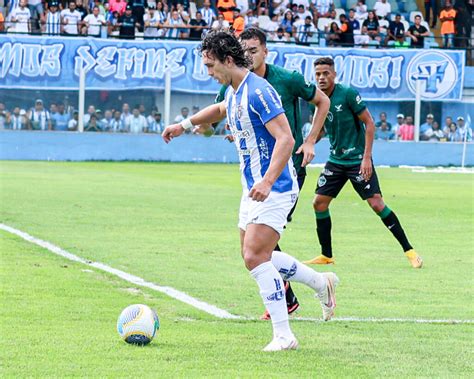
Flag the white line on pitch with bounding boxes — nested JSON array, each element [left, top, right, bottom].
[[2, 223, 473, 326]]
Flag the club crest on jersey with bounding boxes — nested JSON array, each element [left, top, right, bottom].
[[318, 176, 327, 187]]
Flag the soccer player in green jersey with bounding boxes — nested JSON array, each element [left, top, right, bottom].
[[303, 57, 423, 269], [207, 28, 331, 318]]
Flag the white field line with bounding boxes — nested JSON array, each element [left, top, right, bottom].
[[2, 223, 473, 325]]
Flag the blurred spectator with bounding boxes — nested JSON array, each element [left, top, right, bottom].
[[217, 0, 236, 24], [199, 0, 216, 27], [50, 103, 58, 115], [265, 14, 280, 39], [189, 11, 207, 39], [121, 103, 132, 129], [85, 114, 101, 132], [51, 103, 71, 131], [375, 112, 392, 130], [109, 0, 128, 15], [384, 13, 404, 46], [455, 116, 472, 142], [232, 8, 244, 35], [325, 21, 341, 46], [279, 10, 293, 36], [27, 0, 43, 32], [192, 105, 200, 115], [174, 107, 189, 123], [406, 15, 429, 48], [354, 25, 370, 46], [7, 107, 27, 130], [424, 0, 437, 28], [271, 27, 290, 41], [110, 110, 125, 132], [61, 1, 82, 35], [84, 5, 106, 36], [295, 15, 316, 44], [392, 113, 404, 138], [348, 9, 360, 30], [107, 11, 120, 34], [312, 0, 333, 18], [75, 0, 88, 21], [212, 13, 230, 31], [454, 1, 470, 48], [165, 9, 187, 38], [10, 0, 31, 33], [373, 0, 390, 19], [235, 0, 249, 15], [83, 105, 96, 124], [144, 4, 164, 37], [440, 1, 456, 48], [443, 116, 453, 135], [394, 33, 409, 48], [68, 111, 79, 131], [93, 0, 106, 16], [272, 0, 289, 16], [428, 121, 445, 141], [420, 113, 435, 140], [245, 9, 257, 27], [118, 4, 139, 39], [296, 4, 312, 21], [147, 112, 164, 133], [130, 0, 146, 31], [339, 14, 354, 47], [398, 116, 414, 141], [41, 1, 61, 35], [375, 121, 394, 140], [446, 122, 457, 142], [29, 99, 51, 131], [101, 110, 113, 130], [362, 10, 380, 42], [354, 0, 367, 21], [129, 107, 147, 133]]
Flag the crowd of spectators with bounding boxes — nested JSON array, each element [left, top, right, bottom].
[[0, 0, 471, 47]]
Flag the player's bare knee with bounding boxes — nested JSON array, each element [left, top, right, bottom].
[[313, 196, 329, 212], [368, 195, 385, 213], [242, 249, 260, 270]]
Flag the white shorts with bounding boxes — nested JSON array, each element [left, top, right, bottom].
[[238, 189, 298, 235]]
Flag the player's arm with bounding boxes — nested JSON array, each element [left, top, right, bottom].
[[297, 87, 330, 166], [194, 86, 227, 135], [162, 101, 226, 143], [358, 109, 375, 181], [249, 113, 294, 202]]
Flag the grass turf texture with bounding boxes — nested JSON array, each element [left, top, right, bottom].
[[1, 161, 473, 377]]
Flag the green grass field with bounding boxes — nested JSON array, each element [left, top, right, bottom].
[[1, 161, 473, 377]]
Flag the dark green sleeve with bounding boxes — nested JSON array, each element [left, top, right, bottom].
[[215, 85, 228, 103], [290, 71, 317, 102], [346, 87, 366, 115]]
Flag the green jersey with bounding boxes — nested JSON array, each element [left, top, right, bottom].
[[325, 83, 367, 165], [216, 64, 316, 176]]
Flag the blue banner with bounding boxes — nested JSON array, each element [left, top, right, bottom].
[[0, 35, 465, 101]]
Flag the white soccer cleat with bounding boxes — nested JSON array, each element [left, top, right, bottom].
[[317, 272, 339, 321], [262, 335, 299, 352]]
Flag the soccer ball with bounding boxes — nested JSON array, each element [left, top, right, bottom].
[[117, 304, 160, 346]]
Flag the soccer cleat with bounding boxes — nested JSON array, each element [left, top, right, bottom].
[[405, 249, 423, 268], [316, 272, 339, 321], [303, 254, 335, 265], [263, 335, 299, 352]]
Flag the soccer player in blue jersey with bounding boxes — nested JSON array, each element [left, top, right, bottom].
[[162, 31, 339, 352]]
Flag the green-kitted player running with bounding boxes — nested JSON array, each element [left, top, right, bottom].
[[304, 57, 423, 269]]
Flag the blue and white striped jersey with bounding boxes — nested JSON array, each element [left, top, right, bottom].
[[225, 72, 298, 194], [46, 11, 61, 35], [199, 7, 216, 28]]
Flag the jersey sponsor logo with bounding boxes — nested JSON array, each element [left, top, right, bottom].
[[335, 104, 343, 112], [318, 176, 327, 187], [322, 168, 334, 176], [234, 129, 250, 138], [255, 88, 270, 114], [258, 137, 269, 160], [238, 149, 251, 156], [407, 51, 457, 99], [342, 147, 356, 154], [265, 87, 281, 108]]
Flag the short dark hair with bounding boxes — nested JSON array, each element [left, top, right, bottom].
[[200, 31, 251, 68], [415, 15, 421, 19], [314, 57, 335, 68], [239, 27, 267, 46]]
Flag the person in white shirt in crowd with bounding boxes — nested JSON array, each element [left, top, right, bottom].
[[9, 0, 31, 33], [29, 99, 51, 131], [236, 0, 249, 15], [68, 111, 79, 131], [373, 0, 391, 19], [392, 113, 404, 139], [455, 116, 473, 142], [41, 1, 61, 35], [271, 27, 290, 42], [211, 12, 229, 31], [83, 104, 96, 125], [61, 1, 82, 35], [100, 110, 114, 131], [355, 0, 368, 20], [84, 5, 106, 36], [244, 8, 257, 27], [143, 4, 163, 37], [311, 0, 333, 18], [120, 103, 132, 129], [7, 107, 27, 130], [199, 0, 216, 28], [174, 106, 189, 123], [110, 110, 125, 132], [296, 4, 312, 22], [129, 106, 148, 133], [294, 15, 316, 43], [291, 0, 310, 9], [354, 25, 370, 46], [272, 0, 290, 17]]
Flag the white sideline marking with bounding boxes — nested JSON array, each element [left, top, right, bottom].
[[0, 223, 242, 320], [411, 167, 474, 174], [2, 223, 473, 325]]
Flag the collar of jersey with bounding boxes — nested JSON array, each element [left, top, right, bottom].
[[233, 70, 251, 94]]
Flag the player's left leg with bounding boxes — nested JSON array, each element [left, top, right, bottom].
[[349, 165, 423, 268]]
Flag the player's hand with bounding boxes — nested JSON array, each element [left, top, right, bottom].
[[162, 124, 185, 143], [296, 141, 315, 167], [360, 157, 373, 181], [224, 134, 235, 143], [248, 179, 272, 202]]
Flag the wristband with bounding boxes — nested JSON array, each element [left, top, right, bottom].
[[180, 118, 194, 130]]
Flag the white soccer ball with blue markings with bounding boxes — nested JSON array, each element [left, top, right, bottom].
[[117, 304, 159, 345]]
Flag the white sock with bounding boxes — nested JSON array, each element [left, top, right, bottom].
[[271, 250, 326, 293], [250, 261, 293, 339]]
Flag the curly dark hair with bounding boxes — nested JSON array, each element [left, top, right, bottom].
[[239, 27, 267, 46], [199, 31, 252, 68], [314, 57, 335, 68]]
